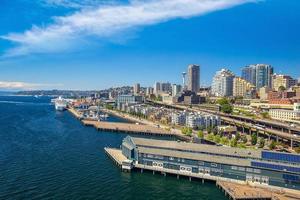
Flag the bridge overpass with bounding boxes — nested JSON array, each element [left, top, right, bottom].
[[146, 100, 300, 146]]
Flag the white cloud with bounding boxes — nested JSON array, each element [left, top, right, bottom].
[[0, 81, 63, 90], [1, 0, 257, 57]]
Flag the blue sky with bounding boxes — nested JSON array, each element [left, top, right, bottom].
[[0, 0, 299, 90]]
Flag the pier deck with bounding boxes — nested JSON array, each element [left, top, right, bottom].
[[104, 148, 126, 166], [216, 181, 272, 200], [82, 120, 190, 141]]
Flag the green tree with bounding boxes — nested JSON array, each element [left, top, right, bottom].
[[220, 136, 229, 145], [230, 138, 238, 147], [269, 140, 277, 150], [258, 138, 265, 148], [181, 127, 193, 136], [197, 130, 204, 139], [217, 98, 233, 114], [235, 133, 241, 141], [214, 135, 221, 143], [241, 135, 248, 144], [251, 133, 258, 145], [221, 104, 233, 114], [207, 133, 214, 141], [156, 95, 162, 102], [261, 112, 269, 119], [207, 126, 213, 134]]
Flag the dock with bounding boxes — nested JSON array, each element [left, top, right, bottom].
[[104, 148, 126, 166], [68, 108, 83, 119], [216, 181, 272, 200], [82, 120, 190, 141], [104, 148, 133, 171], [105, 149, 300, 200]]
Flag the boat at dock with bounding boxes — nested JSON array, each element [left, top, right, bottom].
[[54, 96, 68, 111]]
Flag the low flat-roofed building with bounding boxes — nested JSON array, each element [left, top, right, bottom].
[[269, 103, 300, 122], [121, 136, 300, 190], [269, 109, 300, 121]]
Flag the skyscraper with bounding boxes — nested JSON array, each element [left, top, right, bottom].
[[133, 83, 140, 95], [187, 64, 200, 93], [212, 69, 235, 97], [153, 82, 161, 95], [255, 64, 273, 89], [241, 65, 256, 85], [241, 64, 273, 89]]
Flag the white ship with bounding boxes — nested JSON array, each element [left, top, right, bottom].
[[54, 96, 68, 111]]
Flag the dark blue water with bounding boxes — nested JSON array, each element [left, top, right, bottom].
[[0, 96, 227, 200]]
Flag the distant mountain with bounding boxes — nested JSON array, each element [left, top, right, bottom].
[[0, 91, 16, 96]]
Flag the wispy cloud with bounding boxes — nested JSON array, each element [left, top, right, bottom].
[[1, 0, 257, 57], [0, 81, 63, 90]]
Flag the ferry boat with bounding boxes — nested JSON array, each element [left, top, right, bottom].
[[54, 96, 68, 111]]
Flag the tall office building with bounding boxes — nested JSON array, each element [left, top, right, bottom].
[[241, 64, 273, 89], [212, 69, 235, 97], [272, 74, 297, 91], [161, 82, 172, 93], [172, 84, 182, 97], [133, 83, 140, 95], [255, 64, 273, 89], [146, 87, 154, 96], [153, 82, 161, 95], [241, 65, 256, 85], [187, 64, 200, 93]]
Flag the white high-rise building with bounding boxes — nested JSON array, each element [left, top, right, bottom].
[[212, 69, 235, 97]]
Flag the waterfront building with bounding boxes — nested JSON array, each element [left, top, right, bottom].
[[121, 136, 300, 190], [187, 64, 200, 93], [241, 65, 256, 86], [233, 77, 255, 98], [272, 74, 297, 91], [134, 83, 141, 95], [211, 69, 235, 97], [171, 112, 187, 126], [186, 113, 220, 129], [172, 84, 182, 97]]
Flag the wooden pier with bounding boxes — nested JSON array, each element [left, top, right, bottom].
[[104, 148, 126, 167], [216, 181, 272, 200], [104, 148, 133, 171], [83, 120, 190, 141]]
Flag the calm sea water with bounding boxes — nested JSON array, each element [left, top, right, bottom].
[[0, 96, 227, 200]]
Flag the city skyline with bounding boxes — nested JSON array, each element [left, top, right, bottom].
[[1, 0, 300, 90]]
